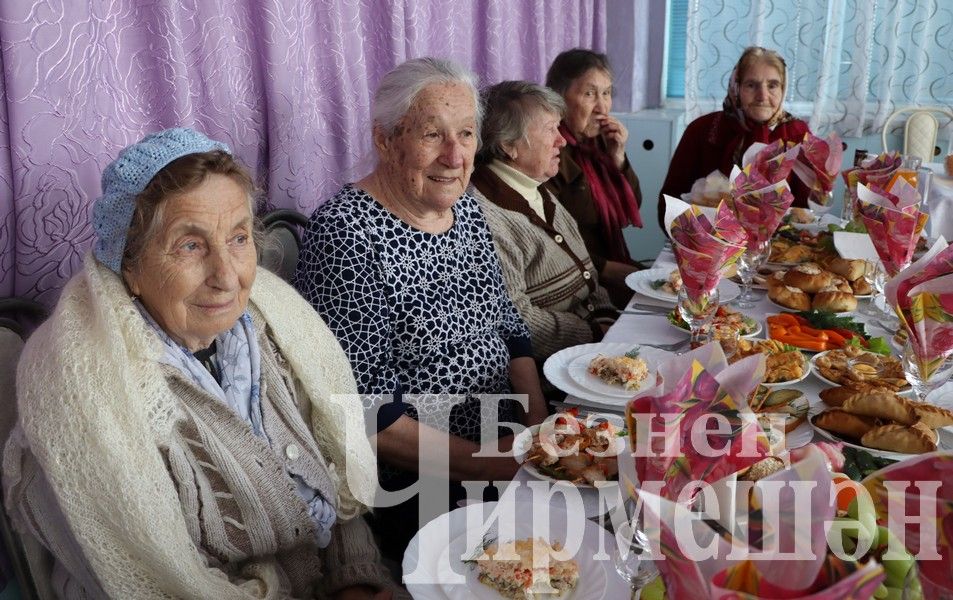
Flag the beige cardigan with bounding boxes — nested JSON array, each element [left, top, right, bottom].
[[3, 256, 391, 599]]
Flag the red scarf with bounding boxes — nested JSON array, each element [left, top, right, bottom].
[[560, 124, 642, 263]]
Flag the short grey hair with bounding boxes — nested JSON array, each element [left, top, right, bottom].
[[478, 80, 565, 164], [371, 57, 483, 142]]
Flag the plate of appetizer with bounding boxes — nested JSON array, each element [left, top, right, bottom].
[[513, 416, 624, 487], [809, 394, 953, 460], [543, 343, 667, 407], [566, 351, 653, 398], [666, 305, 762, 338], [624, 267, 741, 304], [765, 311, 891, 354], [436, 501, 617, 600], [731, 339, 812, 387], [809, 348, 911, 394]]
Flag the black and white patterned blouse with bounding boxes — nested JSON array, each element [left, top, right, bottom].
[[295, 185, 532, 443]]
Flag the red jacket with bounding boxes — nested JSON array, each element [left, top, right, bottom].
[[658, 111, 811, 231]]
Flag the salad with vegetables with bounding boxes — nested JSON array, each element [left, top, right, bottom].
[[668, 305, 758, 336], [767, 311, 890, 354]]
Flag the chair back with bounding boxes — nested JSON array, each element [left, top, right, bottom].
[[258, 209, 309, 282], [882, 106, 953, 162]]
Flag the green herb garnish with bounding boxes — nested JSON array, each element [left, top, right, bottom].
[[625, 347, 642, 359], [865, 336, 892, 356], [650, 279, 667, 290], [462, 534, 497, 564]]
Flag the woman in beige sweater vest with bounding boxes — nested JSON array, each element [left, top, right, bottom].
[[2, 128, 402, 599], [471, 81, 618, 364]]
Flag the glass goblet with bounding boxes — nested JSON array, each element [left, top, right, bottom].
[[678, 287, 720, 349], [612, 498, 659, 593], [902, 341, 953, 403], [733, 243, 769, 309], [859, 260, 883, 318]]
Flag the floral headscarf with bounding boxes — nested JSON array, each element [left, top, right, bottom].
[[722, 46, 795, 131]]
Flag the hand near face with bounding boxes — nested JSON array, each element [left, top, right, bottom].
[[597, 115, 628, 170]]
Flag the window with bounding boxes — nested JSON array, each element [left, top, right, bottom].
[[665, 0, 688, 100]]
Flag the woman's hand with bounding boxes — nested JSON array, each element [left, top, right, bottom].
[[334, 585, 393, 600], [597, 115, 628, 170]]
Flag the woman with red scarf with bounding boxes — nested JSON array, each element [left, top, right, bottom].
[[658, 47, 812, 231], [544, 49, 643, 308]]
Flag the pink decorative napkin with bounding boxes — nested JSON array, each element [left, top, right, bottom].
[[856, 175, 928, 276], [791, 132, 844, 195], [664, 196, 748, 302], [743, 139, 800, 185], [885, 239, 953, 377], [841, 151, 903, 216], [636, 449, 885, 599], [862, 451, 953, 596], [730, 165, 796, 248], [624, 343, 769, 502]]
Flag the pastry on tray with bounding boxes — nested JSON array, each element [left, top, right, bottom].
[[811, 287, 857, 312], [768, 284, 811, 311], [861, 423, 937, 455], [783, 264, 833, 293]]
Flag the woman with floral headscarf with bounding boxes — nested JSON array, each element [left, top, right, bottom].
[[658, 46, 812, 231]]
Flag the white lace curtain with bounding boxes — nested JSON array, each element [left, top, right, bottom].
[[684, 0, 953, 137]]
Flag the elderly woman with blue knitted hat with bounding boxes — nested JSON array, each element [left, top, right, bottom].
[[2, 128, 401, 599]]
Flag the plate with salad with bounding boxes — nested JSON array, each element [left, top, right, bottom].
[[667, 305, 761, 338]]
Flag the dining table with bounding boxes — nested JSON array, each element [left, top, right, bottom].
[[402, 242, 953, 600]]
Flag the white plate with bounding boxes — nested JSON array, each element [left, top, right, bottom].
[[624, 268, 741, 304], [666, 309, 763, 338], [766, 296, 855, 317], [808, 403, 953, 461], [809, 350, 912, 395], [544, 343, 668, 408], [436, 502, 617, 600], [784, 420, 813, 450], [513, 424, 625, 488], [567, 352, 653, 398], [760, 352, 812, 387]]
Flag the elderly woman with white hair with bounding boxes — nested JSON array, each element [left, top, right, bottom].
[[294, 58, 548, 561], [3, 128, 401, 599], [470, 80, 618, 364]]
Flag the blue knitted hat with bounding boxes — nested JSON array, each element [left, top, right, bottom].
[[92, 127, 231, 273]]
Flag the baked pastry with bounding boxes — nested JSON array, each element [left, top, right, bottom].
[[913, 403, 953, 429], [776, 244, 814, 264], [861, 424, 936, 454], [812, 286, 857, 312], [740, 456, 787, 481], [788, 207, 814, 224], [914, 421, 938, 444], [783, 264, 833, 293], [819, 385, 867, 408], [769, 284, 811, 311], [821, 257, 866, 282], [829, 275, 855, 294], [850, 277, 872, 295], [842, 391, 918, 426], [813, 408, 878, 440]]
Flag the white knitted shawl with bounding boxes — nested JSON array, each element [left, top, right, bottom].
[[10, 255, 377, 599]]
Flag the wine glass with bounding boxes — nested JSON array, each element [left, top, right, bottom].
[[860, 260, 884, 318], [678, 287, 720, 349], [902, 341, 953, 403], [612, 498, 659, 593], [733, 242, 769, 309]]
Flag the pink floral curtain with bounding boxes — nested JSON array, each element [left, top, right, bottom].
[[0, 0, 605, 305]]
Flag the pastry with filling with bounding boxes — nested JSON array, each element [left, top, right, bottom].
[[769, 284, 811, 311], [861, 423, 937, 454], [812, 408, 878, 440]]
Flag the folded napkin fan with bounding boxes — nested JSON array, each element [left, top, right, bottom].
[[791, 132, 844, 195], [663, 196, 748, 302], [885, 238, 953, 377], [730, 164, 796, 248], [636, 449, 885, 599], [856, 176, 929, 277]]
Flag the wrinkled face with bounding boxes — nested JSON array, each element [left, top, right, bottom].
[[124, 174, 257, 352], [562, 68, 613, 139], [378, 82, 478, 212], [739, 61, 784, 124], [507, 108, 567, 182]]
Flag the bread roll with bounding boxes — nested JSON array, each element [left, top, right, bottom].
[[813, 409, 878, 440], [769, 284, 811, 311], [822, 257, 866, 281], [812, 287, 858, 312], [783, 264, 833, 293], [862, 424, 936, 454], [913, 403, 953, 429], [850, 277, 872, 295], [842, 391, 918, 426]]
